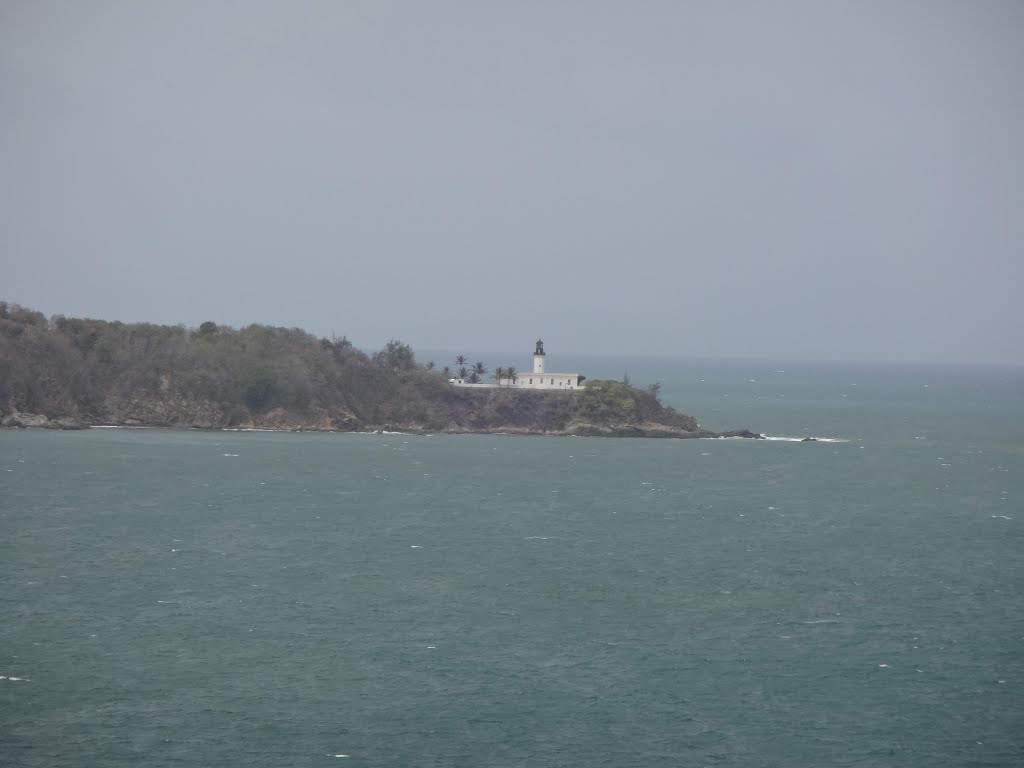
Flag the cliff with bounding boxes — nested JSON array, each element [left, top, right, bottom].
[[0, 303, 757, 439]]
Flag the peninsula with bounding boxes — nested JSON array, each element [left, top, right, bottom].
[[0, 303, 760, 439]]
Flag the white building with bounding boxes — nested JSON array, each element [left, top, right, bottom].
[[450, 340, 585, 390]]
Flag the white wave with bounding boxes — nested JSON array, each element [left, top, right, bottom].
[[223, 453, 239, 457], [0, 675, 28, 681], [524, 536, 552, 540], [761, 435, 849, 443]]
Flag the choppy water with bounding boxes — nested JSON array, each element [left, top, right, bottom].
[[2, 359, 1022, 767]]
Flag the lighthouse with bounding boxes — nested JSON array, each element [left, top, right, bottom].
[[533, 339, 545, 374], [449, 339, 584, 390]]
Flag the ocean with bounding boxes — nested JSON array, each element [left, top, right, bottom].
[[2, 358, 1022, 767]]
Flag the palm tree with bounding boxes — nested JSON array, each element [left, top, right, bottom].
[[454, 355, 468, 367], [425, 361, 435, 371], [457, 366, 469, 380], [441, 366, 452, 379], [467, 371, 481, 384], [492, 366, 506, 385], [472, 361, 487, 377], [505, 366, 518, 386]]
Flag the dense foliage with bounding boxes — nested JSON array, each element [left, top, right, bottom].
[[0, 303, 701, 434]]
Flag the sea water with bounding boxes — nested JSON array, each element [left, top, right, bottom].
[[1, 359, 1022, 767]]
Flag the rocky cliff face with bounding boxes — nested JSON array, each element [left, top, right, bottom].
[[2, 398, 759, 440]]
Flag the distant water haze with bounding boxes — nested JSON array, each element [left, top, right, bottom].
[[2, 2, 1022, 363]]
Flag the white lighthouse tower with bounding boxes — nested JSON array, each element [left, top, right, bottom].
[[533, 339, 545, 374]]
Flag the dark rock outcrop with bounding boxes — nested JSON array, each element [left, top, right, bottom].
[[2, 413, 87, 430], [716, 429, 765, 440]]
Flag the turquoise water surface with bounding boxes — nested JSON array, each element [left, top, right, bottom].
[[2, 359, 1022, 767]]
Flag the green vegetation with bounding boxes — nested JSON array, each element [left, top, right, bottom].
[[0, 303, 709, 436]]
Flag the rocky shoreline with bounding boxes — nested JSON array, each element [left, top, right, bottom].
[[0, 410, 764, 440]]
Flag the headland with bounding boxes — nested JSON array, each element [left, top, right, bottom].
[[0, 303, 761, 439]]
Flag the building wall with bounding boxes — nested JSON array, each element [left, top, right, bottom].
[[450, 374, 582, 390]]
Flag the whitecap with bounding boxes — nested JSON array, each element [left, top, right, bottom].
[[223, 453, 239, 457], [410, 545, 422, 548], [761, 435, 848, 443], [524, 536, 551, 540]]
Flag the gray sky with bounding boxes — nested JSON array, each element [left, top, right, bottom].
[[2, 1, 1022, 363]]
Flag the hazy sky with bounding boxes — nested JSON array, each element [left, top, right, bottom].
[[2, 1, 1022, 363]]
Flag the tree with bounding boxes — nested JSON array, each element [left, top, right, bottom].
[[198, 321, 217, 336], [505, 366, 518, 386], [647, 382, 662, 401], [373, 340, 415, 370], [456, 366, 469, 379], [472, 362, 487, 377], [441, 366, 452, 379], [454, 355, 468, 367], [239, 364, 277, 410], [425, 361, 435, 370], [467, 371, 481, 384], [492, 366, 506, 385]]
